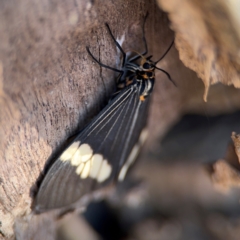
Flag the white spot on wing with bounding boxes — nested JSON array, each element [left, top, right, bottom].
[[71, 148, 82, 166], [97, 160, 112, 182], [76, 162, 84, 174], [78, 144, 93, 162], [118, 144, 140, 181], [118, 127, 148, 181], [60, 141, 80, 162], [139, 128, 148, 145], [81, 160, 91, 179], [89, 154, 103, 178], [61, 141, 111, 182]]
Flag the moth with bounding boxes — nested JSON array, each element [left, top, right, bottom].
[[35, 14, 174, 212]]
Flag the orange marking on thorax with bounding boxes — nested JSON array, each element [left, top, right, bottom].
[[140, 95, 145, 101], [126, 80, 133, 86]]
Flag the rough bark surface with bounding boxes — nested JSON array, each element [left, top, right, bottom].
[[0, 0, 177, 238], [1, 0, 240, 239]]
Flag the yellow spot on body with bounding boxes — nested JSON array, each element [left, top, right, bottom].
[[139, 95, 145, 101], [142, 74, 148, 79], [81, 160, 91, 179], [78, 144, 93, 162], [76, 163, 84, 175], [60, 141, 80, 162], [118, 144, 140, 181], [89, 154, 103, 178], [97, 160, 112, 182]]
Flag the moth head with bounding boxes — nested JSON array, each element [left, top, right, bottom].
[[140, 56, 155, 72]]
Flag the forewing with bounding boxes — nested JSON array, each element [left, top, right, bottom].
[[35, 83, 150, 211]]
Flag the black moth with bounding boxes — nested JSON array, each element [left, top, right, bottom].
[[35, 14, 174, 212]]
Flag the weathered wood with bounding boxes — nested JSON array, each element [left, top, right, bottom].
[[1, 0, 240, 238], [158, 0, 240, 100], [0, 0, 179, 238]]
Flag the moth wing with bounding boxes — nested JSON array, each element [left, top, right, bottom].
[[35, 84, 150, 211]]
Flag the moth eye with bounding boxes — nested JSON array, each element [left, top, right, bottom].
[[143, 62, 150, 69]]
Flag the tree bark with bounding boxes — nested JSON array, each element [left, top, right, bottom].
[[1, 0, 240, 238]]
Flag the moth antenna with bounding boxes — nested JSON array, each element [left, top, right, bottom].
[[155, 66, 177, 87], [155, 40, 174, 64]]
